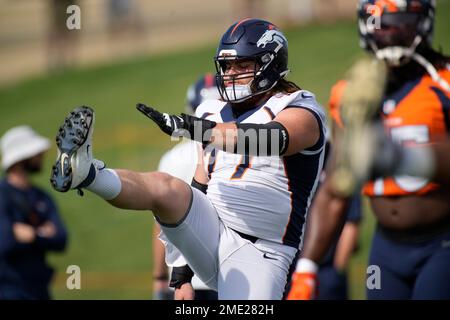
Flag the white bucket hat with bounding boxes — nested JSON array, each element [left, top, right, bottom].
[[1, 126, 51, 171]]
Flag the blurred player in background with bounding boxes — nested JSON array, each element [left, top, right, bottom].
[[50, 18, 327, 299], [315, 192, 360, 300], [153, 74, 219, 300], [288, 0, 450, 300], [290, 138, 362, 300], [0, 126, 67, 300], [315, 141, 362, 300]]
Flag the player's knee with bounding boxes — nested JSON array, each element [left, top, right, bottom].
[[148, 172, 189, 210], [153, 172, 178, 195]]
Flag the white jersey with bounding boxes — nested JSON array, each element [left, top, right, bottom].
[[157, 140, 211, 291], [195, 90, 327, 249]]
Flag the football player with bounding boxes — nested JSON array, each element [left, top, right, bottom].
[[316, 141, 362, 300], [153, 74, 219, 300], [291, 137, 363, 300], [288, 0, 450, 300], [50, 19, 327, 299]]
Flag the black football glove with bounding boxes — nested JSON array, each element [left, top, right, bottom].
[[136, 103, 187, 137], [136, 103, 217, 143]]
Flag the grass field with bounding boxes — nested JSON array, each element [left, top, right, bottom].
[[1, 1, 449, 299]]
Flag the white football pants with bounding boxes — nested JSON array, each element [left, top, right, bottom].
[[158, 187, 298, 300]]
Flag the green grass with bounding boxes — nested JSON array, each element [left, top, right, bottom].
[[1, 0, 449, 299]]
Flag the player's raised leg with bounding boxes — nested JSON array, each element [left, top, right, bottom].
[[50, 106, 191, 224]]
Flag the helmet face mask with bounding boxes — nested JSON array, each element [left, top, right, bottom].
[[215, 56, 262, 102], [357, 0, 435, 66], [214, 19, 289, 103]]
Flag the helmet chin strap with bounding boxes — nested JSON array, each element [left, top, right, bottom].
[[411, 52, 450, 92], [371, 34, 423, 66], [372, 34, 450, 92]]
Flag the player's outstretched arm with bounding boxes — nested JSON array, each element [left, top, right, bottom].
[[137, 103, 320, 156], [205, 107, 319, 156]]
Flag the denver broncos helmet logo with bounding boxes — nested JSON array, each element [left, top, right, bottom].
[[257, 29, 287, 53]]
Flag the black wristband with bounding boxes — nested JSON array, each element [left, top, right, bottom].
[[181, 113, 217, 145], [169, 265, 194, 289], [191, 178, 208, 194], [235, 121, 289, 156]]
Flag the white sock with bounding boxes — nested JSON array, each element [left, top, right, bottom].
[[86, 167, 122, 200]]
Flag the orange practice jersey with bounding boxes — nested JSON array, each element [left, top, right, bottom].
[[329, 66, 450, 196]]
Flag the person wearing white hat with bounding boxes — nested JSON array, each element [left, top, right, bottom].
[[0, 126, 67, 300]]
